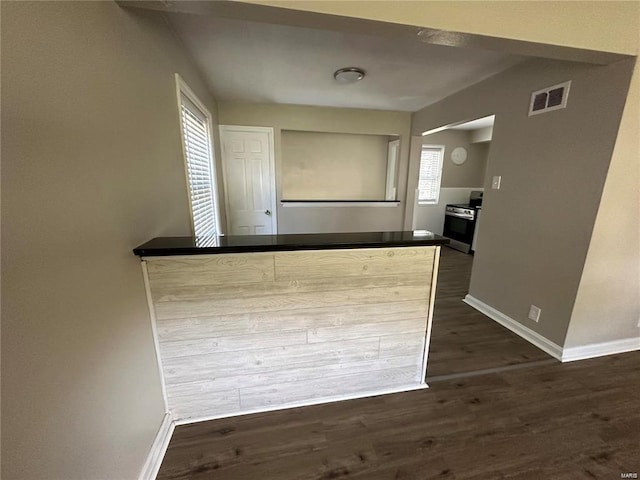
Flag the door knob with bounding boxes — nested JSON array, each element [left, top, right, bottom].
[[265, 210, 271, 216]]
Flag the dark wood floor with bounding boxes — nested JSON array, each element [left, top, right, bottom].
[[158, 352, 640, 479], [157, 247, 638, 479], [426, 247, 551, 378]]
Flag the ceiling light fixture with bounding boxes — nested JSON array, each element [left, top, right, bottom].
[[334, 67, 365, 84]]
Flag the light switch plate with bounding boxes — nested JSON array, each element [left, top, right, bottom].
[[492, 175, 501, 189]]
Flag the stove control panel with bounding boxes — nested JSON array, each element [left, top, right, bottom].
[[445, 206, 475, 220]]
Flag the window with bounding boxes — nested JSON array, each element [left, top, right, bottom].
[[176, 75, 220, 238], [417, 145, 445, 204]]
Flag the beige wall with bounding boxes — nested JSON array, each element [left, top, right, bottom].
[[218, 102, 411, 233], [411, 57, 634, 347], [1, 2, 217, 479], [421, 129, 489, 188], [281, 131, 388, 200], [256, 0, 640, 353]]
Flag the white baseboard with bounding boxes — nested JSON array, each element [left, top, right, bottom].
[[464, 295, 640, 363], [175, 383, 430, 426], [139, 413, 175, 480], [562, 337, 640, 362], [463, 294, 563, 360]]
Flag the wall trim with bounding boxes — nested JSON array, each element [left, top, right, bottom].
[[174, 383, 430, 426], [141, 261, 169, 413], [562, 337, 640, 362], [420, 246, 441, 381], [463, 294, 563, 360], [139, 413, 175, 480]]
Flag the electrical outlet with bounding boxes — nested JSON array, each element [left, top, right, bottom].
[[492, 175, 501, 189], [528, 305, 541, 323]]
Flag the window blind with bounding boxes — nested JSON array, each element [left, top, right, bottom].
[[417, 146, 444, 204], [180, 94, 218, 238]]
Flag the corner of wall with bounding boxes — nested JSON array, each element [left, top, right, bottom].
[[564, 57, 640, 351]]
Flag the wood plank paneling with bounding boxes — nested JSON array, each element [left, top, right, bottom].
[[146, 253, 275, 288], [168, 389, 240, 421], [162, 338, 381, 385], [144, 247, 438, 420], [159, 329, 308, 358], [151, 273, 431, 304], [239, 367, 418, 410], [379, 333, 425, 358], [153, 284, 429, 320], [156, 300, 430, 342], [165, 355, 419, 399], [307, 317, 426, 344], [274, 247, 435, 280]]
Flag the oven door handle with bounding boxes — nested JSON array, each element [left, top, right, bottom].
[[445, 212, 474, 220]]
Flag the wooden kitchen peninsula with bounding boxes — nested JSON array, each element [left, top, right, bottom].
[[134, 231, 448, 423]]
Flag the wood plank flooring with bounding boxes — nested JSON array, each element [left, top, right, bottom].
[[157, 351, 640, 479], [426, 247, 551, 378]]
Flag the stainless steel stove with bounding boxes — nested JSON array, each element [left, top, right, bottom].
[[443, 192, 483, 253]]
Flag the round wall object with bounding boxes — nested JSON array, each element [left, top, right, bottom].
[[451, 147, 468, 165]]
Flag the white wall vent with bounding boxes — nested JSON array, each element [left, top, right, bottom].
[[528, 80, 571, 116]]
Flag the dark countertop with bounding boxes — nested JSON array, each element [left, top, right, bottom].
[[133, 231, 448, 257]]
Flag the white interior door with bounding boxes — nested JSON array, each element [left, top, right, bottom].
[[220, 126, 277, 235]]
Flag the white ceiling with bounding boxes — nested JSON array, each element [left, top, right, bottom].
[[165, 13, 526, 112]]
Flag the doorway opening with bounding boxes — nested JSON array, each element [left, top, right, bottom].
[[412, 114, 494, 250], [415, 115, 554, 380]]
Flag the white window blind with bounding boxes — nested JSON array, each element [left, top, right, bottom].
[[179, 93, 218, 238], [417, 145, 444, 204]]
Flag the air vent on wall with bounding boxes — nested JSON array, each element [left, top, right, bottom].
[[528, 81, 571, 116]]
